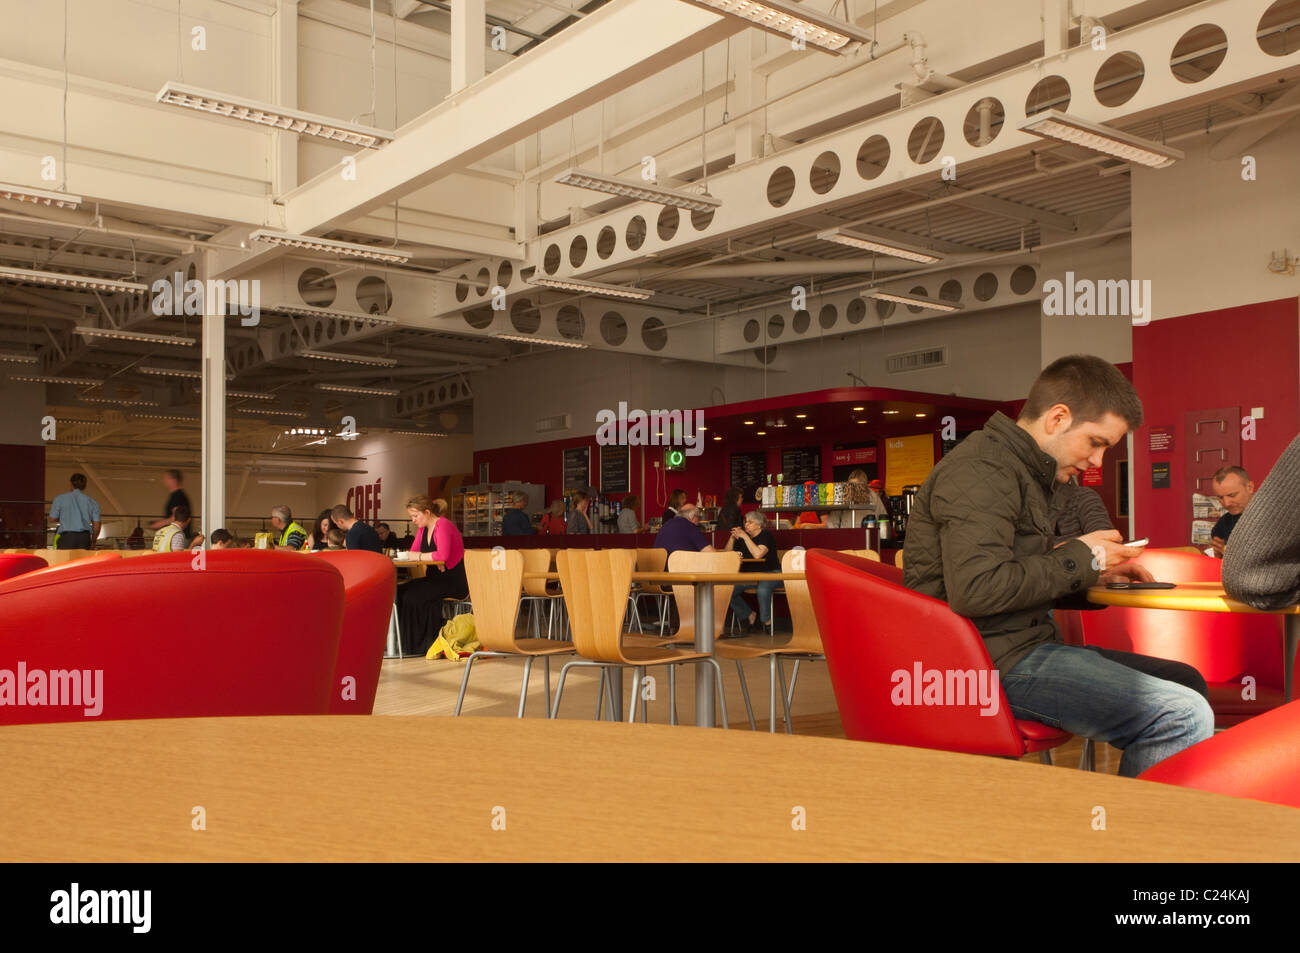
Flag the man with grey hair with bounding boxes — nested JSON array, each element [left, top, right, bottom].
[[727, 509, 779, 633], [653, 503, 716, 556], [269, 505, 307, 551], [502, 491, 534, 536], [1208, 465, 1255, 558]]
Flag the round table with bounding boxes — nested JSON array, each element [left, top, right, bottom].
[[2, 715, 1296, 861], [1088, 582, 1300, 702]]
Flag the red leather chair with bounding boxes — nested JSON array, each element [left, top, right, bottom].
[[1080, 548, 1289, 726], [0, 554, 47, 582], [805, 549, 1072, 759], [312, 551, 396, 714], [1139, 698, 1300, 808], [0, 550, 344, 724]]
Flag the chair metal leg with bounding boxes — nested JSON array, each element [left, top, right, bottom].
[[453, 651, 482, 715], [658, 595, 668, 637], [1039, 749, 1053, 765], [595, 668, 605, 719], [388, 602, 405, 660], [668, 664, 677, 725], [787, 659, 801, 706], [735, 660, 756, 730], [705, 657, 729, 729], [768, 654, 779, 733], [627, 666, 642, 723], [775, 656, 793, 734], [1079, 738, 1095, 771], [544, 655, 552, 713], [517, 655, 534, 718]]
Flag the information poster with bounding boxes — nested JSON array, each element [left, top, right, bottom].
[[562, 446, 591, 495], [600, 444, 630, 493], [884, 434, 935, 496], [1151, 461, 1171, 489]]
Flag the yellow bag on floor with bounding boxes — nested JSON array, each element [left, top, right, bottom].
[[427, 613, 479, 660]]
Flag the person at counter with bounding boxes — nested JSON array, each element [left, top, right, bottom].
[[307, 509, 336, 551], [331, 504, 384, 553], [502, 492, 535, 536], [540, 500, 567, 535], [567, 492, 594, 535], [661, 488, 686, 522], [825, 469, 887, 528], [397, 495, 469, 656], [716, 488, 744, 533], [48, 473, 100, 550], [727, 511, 779, 634], [653, 504, 715, 556], [617, 495, 646, 534]]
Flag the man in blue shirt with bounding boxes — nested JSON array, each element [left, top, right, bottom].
[[330, 504, 384, 553], [1209, 465, 1255, 558], [49, 473, 101, 550], [501, 492, 534, 536], [652, 504, 716, 557]]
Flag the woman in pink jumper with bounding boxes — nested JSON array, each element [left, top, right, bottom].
[[397, 495, 469, 656]]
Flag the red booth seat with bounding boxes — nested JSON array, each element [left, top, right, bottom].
[[805, 549, 1071, 758], [0, 550, 344, 724], [312, 551, 396, 714], [1140, 698, 1300, 809], [1079, 549, 1291, 726], [0, 554, 47, 582]]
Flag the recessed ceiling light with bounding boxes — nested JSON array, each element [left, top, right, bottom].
[[883, 410, 900, 415], [804, 425, 815, 430], [915, 413, 927, 418], [795, 413, 807, 419], [756, 431, 767, 435], [743, 420, 755, 425], [856, 419, 867, 424], [712, 435, 722, 441], [851, 406, 865, 411]]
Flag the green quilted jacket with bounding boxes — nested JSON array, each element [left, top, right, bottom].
[[902, 412, 1100, 676]]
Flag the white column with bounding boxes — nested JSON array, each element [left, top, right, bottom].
[[1043, 0, 1069, 56], [450, 0, 486, 93], [271, 0, 299, 195], [201, 259, 226, 544], [731, 34, 764, 165]]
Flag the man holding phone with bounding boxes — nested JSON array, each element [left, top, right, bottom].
[[904, 355, 1213, 777]]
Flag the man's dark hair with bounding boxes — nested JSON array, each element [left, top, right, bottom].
[[1019, 355, 1142, 430], [70, 473, 87, 490], [173, 504, 191, 523], [210, 528, 234, 546], [165, 469, 182, 482], [1212, 465, 1250, 484], [330, 504, 354, 522], [375, 522, 390, 531]]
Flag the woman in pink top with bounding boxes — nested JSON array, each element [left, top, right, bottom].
[[396, 495, 469, 656]]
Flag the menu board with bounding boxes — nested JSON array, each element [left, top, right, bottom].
[[884, 433, 934, 496], [730, 452, 767, 503], [562, 445, 591, 493], [600, 444, 630, 493], [781, 446, 821, 485]]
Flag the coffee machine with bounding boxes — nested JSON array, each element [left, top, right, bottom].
[[886, 486, 922, 541]]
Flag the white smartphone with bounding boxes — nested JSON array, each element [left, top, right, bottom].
[[1124, 538, 1149, 548]]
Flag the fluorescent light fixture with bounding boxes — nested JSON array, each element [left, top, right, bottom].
[[391, 430, 449, 437], [284, 428, 328, 436], [249, 230, 409, 264], [817, 228, 941, 263], [81, 396, 160, 407], [236, 407, 309, 418], [192, 386, 276, 400], [135, 413, 200, 422], [9, 374, 101, 386], [0, 265, 148, 295], [156, 82, 394, 148], [553, 168, 722, 212], [257, 479, 308, 486], [268, 303, 397, 325], [299, 349, 398, 367], [75, 327, 195, 346], [0, 183, 82, 209], [863, 289, 963, 313], [1017, 110, 1184, 169], [0, 351, 39, 364], [883, 410, 900, 415], [316, 383, 400, 397], [493, 332, 590, 349], [677, 0, 873, 54], [139, 366, 202, 379], [525, 275, 652, 301]]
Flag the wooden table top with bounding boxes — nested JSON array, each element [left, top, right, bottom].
[[392, 558, 445, 568], [2, 716, 1296, 861], [524, 570, 802, 584], [1088, 582, 1300, 614]]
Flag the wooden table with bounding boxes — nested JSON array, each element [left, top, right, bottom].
[[383, 560, 445, 656], [525, 570, 803, 728], [3, 715, 1297, 861], [1088, 582, 1300, 702]]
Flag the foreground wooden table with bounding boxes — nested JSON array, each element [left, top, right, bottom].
[[1089, 582, 1300, 701], [1, 716, 1296, 861]]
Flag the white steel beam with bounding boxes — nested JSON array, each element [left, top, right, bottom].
[[450, 0, 486, 93], [201, 254, 227, 544]]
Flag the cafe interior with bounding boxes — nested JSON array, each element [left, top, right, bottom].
[[1, 0, 1300, 864]]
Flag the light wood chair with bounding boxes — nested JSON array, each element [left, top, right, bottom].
[[551, 549, 728, 725], [520, 548, 565, 639], [715, 549, 828, 733], [453, 549, 576, 718], [668, 549, 740, 644], [630, 548, 672, 635]]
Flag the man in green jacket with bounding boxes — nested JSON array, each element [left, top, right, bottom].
[[905, 355, 1213, 777]]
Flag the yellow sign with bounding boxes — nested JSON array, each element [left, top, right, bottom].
[[884, 434, 934, 496]]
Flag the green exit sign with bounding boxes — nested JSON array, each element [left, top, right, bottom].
[[664, 447, 686, 471]]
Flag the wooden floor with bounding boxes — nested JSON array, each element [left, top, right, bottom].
[[373, 646, 1125, 774]]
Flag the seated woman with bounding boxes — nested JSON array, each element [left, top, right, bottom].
[[306, 508, 336, 552], [727, 510, 780, 634], [396, 495, 469, 656]]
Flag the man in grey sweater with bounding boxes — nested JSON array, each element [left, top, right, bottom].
[[1223, 434, 1300, 611]]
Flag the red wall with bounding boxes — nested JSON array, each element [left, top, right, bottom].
[[1133, 297, 1299, 546], [0, 444, 46, 547]]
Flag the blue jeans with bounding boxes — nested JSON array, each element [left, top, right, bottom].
[[1003, 642, 1214, 778], [729, 581, 776, 625]]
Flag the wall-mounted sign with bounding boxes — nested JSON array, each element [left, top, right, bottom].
[[884, 434, 935, 496], [1080, 466, 1103, 487], [562, 445, 591, 494], [600, 444, 630, 493], [346, 478, 383, 522], [830, 446, 878, 467], [1149, 426, 1175, 453], [1151, 461, 1171, 489]]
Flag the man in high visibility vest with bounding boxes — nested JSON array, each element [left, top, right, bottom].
[[269, 505, 308, 550], [153, 504, 191, 552]]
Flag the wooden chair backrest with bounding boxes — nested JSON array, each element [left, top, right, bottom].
[[462, 549, 525, 653], [837, 549, 881, 562], [557, 549, 634, 664], [635, 548, 670, 594], [521, 548, 555, 596], [667, 549, 741, 642], [783, 550, 825, 654], [27, 549, 98, 566]]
